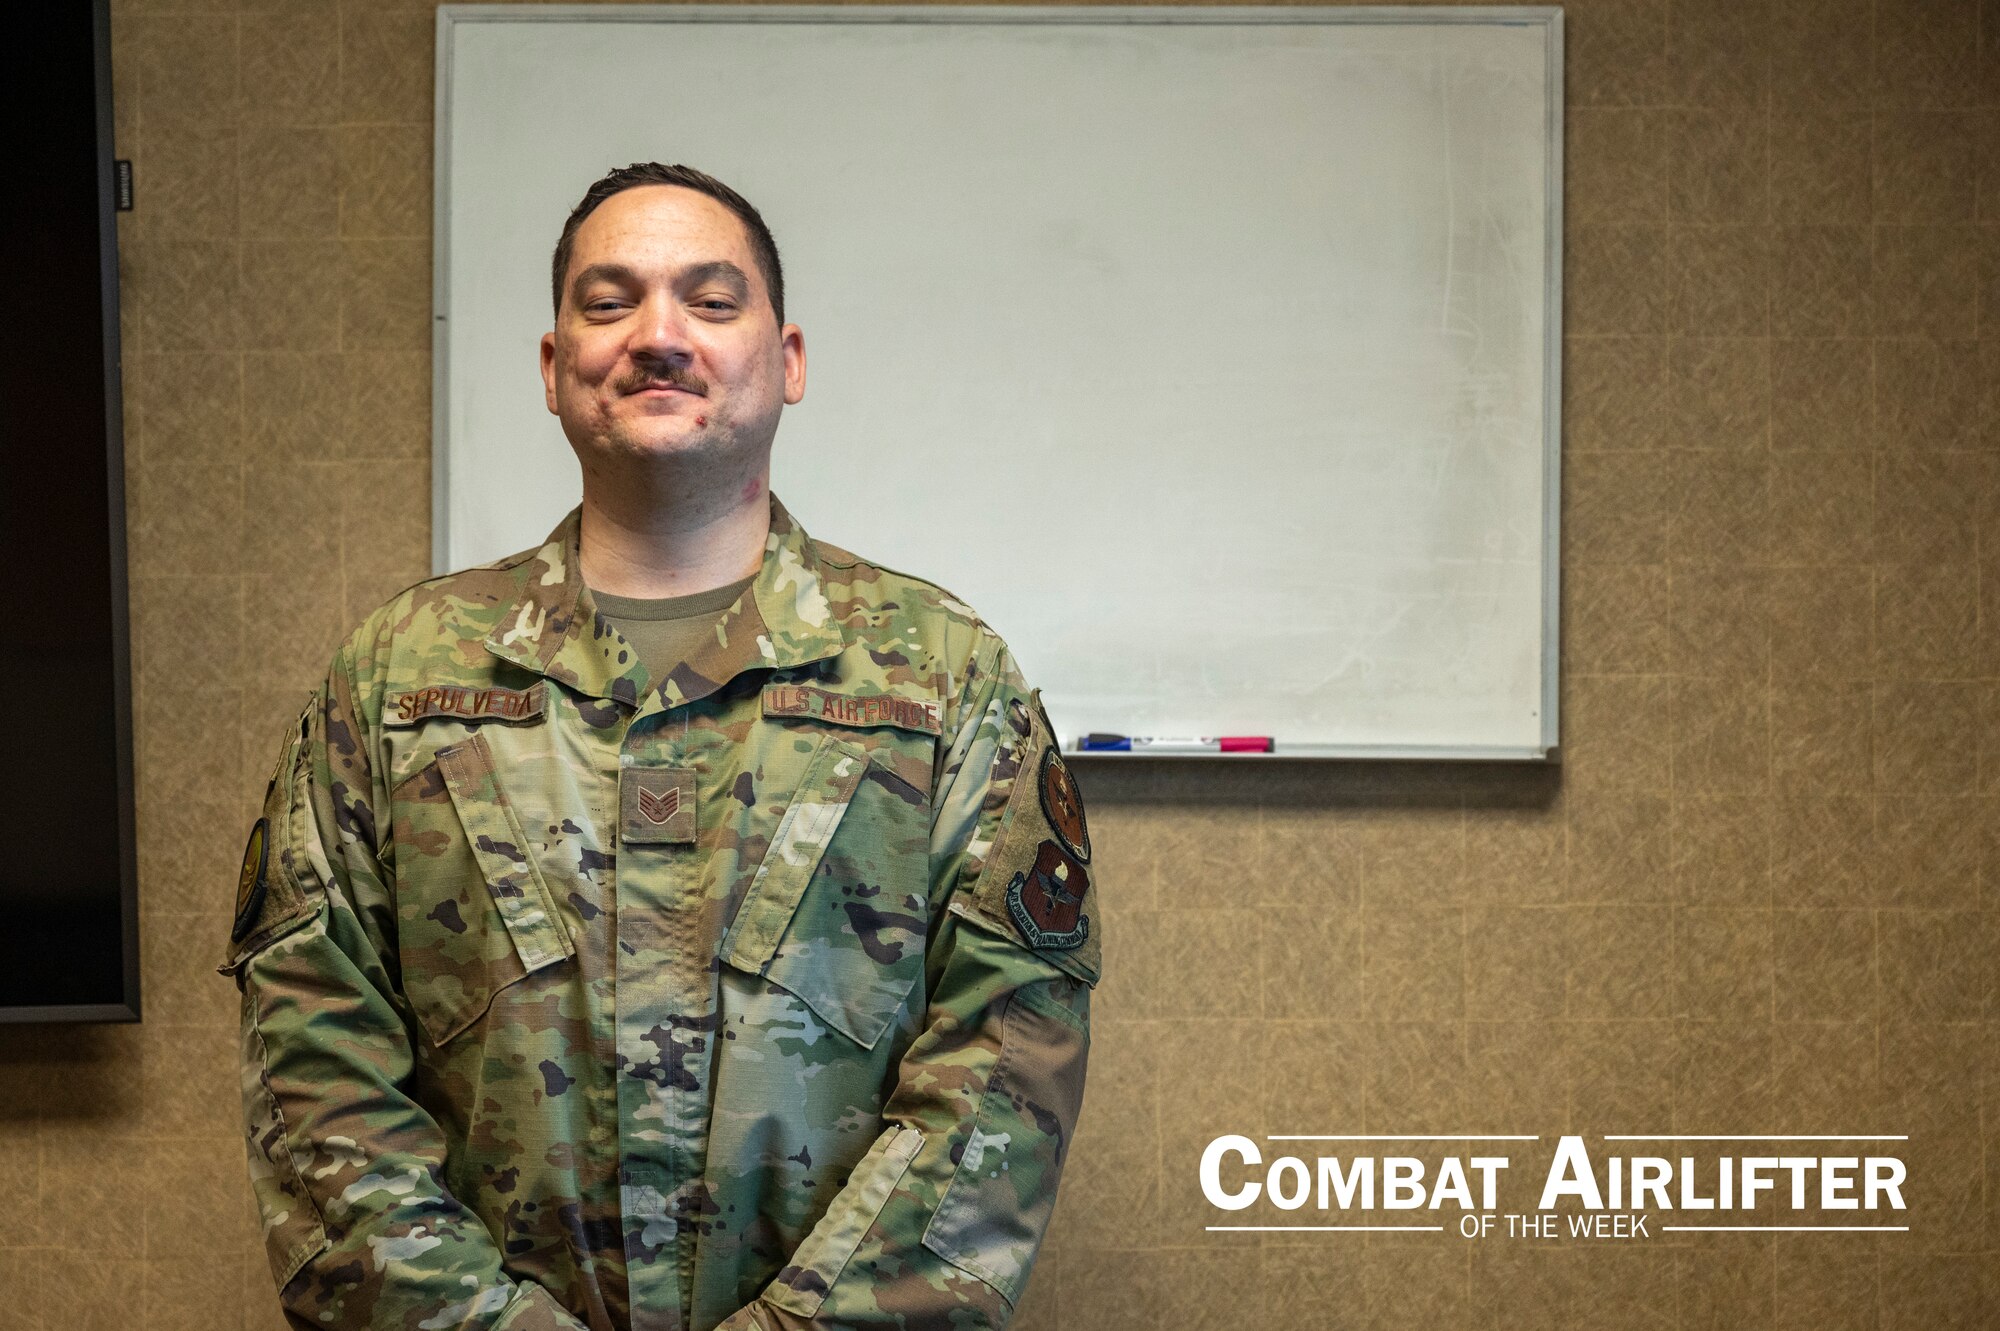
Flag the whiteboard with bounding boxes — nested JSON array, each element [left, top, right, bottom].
[[435, 5, 1563, 759]]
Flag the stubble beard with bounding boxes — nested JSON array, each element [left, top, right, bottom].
[[574, 398, 772, 519]]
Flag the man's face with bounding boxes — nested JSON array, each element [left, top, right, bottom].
[[540, 184, 804, 474]]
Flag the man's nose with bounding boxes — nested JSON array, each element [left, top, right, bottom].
[[626, 295, 693, 363]]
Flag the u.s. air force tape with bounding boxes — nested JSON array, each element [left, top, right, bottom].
[[761, 683, 941, 735]]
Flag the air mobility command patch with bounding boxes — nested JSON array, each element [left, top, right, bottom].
[[1038, 745, 1091, 863], [231, 817, 270, 943], [957, 696, 1101, 987]]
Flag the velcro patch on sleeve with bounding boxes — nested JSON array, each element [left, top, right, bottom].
[[384, 681, 545, 726], [220, 693, 328, 973], [762, 682, 942, 735], [955, 698, 1100, 987]]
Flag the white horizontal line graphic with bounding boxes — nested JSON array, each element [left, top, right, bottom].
[[1662, 1226, 1908, 1233], [1205, 1225, 1446, 1232], [1268, 1135, 1538, 1141], [1601, 1135, 1908, 1142]]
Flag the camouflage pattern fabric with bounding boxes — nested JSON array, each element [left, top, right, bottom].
[[219, 494, 1101, 1331]]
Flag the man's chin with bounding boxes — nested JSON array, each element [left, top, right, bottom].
[[595, 423, 723, 461]]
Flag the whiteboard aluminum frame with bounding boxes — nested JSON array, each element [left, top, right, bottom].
[[432, 4, 1564, 762]]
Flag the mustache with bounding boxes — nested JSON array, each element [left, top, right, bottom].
[[618, 368, 706, 395]]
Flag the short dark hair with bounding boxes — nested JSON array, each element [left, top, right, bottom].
[[550, 163, 785, 326]]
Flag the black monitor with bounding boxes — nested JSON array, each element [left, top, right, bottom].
[[0, 0, 141, 1021]]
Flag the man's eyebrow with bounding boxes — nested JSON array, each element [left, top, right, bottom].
[[569, 260, 752, 306], [680, 261, 752, 297]]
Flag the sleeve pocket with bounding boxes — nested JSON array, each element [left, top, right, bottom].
[[765, 1122, 925, 1319], [240, 991, 331, 1288], [921, 978, 1090, 1307]]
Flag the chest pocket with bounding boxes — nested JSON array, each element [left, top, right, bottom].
[[390, 729, 576, 1048], [723, 733, 931, 1051]]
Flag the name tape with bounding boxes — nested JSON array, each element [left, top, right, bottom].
[[387, 682, 546, 726]]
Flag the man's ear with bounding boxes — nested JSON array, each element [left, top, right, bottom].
[[782, 324, 807, 406], [539, 331, 559, 414]]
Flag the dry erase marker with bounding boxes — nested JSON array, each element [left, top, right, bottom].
[[1134, 737, 1276, 753], [1077, 735, 1275, 753]]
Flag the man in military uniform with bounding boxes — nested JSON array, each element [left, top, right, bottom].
[[221, 162, 1101, 1331]]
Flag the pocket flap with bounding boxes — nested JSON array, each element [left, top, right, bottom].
[[725, 734, 871, 971], [724, 734, 926, 1050], [434, 732, 575, 973]]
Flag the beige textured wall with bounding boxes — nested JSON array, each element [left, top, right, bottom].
[[1, 0, 1995, 1325]]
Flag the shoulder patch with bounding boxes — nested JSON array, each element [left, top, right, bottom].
[[1037, 746, 1090, 863], [231, 818, 270, 942], [218, 693, 328, 973], [1005, 839, 1092, 951], [959, 697, 1101, 987]]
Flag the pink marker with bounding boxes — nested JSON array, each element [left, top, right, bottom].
[[1119, 736, 1274, 754]]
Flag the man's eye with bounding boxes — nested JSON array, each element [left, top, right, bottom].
[[698, 300, 735, 312], [586, 301, 623, 312]]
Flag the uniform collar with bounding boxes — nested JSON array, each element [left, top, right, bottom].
[[482, 492, 849, 709]]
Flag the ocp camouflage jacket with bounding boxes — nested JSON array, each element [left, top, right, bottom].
[[219, 494, 1102, 1331]]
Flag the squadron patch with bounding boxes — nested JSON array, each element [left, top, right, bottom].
[[1005, 840, 1091, 951], [1038, 747, 1090, 863], [231, 817, 270, 943]]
